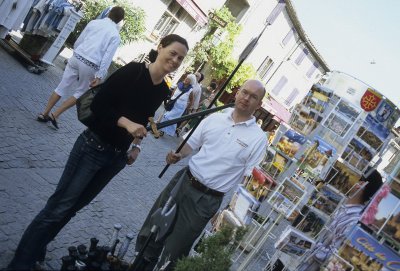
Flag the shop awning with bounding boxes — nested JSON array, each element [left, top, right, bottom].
[[176, 0, 207, 26], [262, 97, 291, 124]]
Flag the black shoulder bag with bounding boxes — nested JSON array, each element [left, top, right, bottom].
[[76, 64, 143, 126], [164, 90, 187, 111]]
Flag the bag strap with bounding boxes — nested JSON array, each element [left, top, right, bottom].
[[171, 89, 186, 102]]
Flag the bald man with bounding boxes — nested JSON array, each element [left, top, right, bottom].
[[135, 80, 268, 270]]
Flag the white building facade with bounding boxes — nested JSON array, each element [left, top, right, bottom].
[[231, 0, 329, 110], [115, 0, 225, 64]]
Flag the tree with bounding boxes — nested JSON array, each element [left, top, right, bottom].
[[188, 6, 257, 91], [67, 0, 146, 47]]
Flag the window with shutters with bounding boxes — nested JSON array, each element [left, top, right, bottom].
[[295, 48, 309, 65], [272, 76, 288, 95], [151, 1, 186, 40], [282, 27, 295, 46], [285, 88, 299, 106], [257, 56, 274, 81], [306, 62, 319, 78]]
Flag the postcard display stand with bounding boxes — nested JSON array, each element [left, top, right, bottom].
[[232, 84, 400, 271], [1, 3, 82, 74]]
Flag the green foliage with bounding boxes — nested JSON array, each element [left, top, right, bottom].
[[188, 6, 256, 90], [174, 226, 247, 271], [67, 0, 146, 47]]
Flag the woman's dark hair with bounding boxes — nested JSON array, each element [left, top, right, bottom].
[[108, 6, 125, 24], [148, 34, 189, 63], [197, 72, 204, 83], [148, 49, 158, 63], [209, 82, 217, 90], [361, 169, 383, 203], [160, 34, 189, 50]]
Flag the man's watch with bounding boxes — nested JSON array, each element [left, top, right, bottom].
[[131, 144, 141, 152]]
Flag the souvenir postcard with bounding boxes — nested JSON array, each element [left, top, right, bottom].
[[275, 226, 315, 257], [375, 99, 394, 123], [356, 114, 390, 151], [322, 253, 354, 271], [264, 152, 290, 178], [268, 178, 305, 218], [335, 99, 361, 122], [341, 138, 374, 172], [276, 129, 306, 158], [296, 206, 328, 238], [380, 187, 400, 244], [372, 98, 400, 129], [391, 179, 400, 199], [269, 192, 296, 218], [367, 190, 400, 241], [338, 226, 400, 271], [244, 168, 275, 203], [309, 185, 344, 216], [229, 186, 259, 225], [323, 112, 352, 137], [326, 161, 361, 195], [299, 136, 336, 176]]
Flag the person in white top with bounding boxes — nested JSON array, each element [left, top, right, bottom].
[[134, 79, 267, 271], [36, 6, 124, 129], [189, 71, 204, 112]]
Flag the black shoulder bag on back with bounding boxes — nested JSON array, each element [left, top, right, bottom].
[[76, 63, 143, 126]]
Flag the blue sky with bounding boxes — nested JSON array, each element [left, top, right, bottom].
[[291, 0, 400, 107]]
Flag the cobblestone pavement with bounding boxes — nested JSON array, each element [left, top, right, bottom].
[[0, 44, 289, 270], [0, 45, 185, 269]]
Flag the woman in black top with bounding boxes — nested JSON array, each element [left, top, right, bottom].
[[7, 34, 189, 270]]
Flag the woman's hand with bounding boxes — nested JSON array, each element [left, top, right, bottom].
[[126, 148, 140, 165], [90, 77, 101, 87], [118, 117, 147, 138]]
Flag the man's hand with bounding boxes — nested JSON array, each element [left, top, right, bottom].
[[166, 151, 182, 164], [90, 77, 101, 87], [126, 148, 140, 165]]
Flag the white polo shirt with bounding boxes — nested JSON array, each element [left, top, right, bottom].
[[186, 108, 267, 193]]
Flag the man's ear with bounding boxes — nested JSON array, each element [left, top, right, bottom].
[[235, 89, 241, 98]]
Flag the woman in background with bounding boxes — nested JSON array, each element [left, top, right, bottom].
[[159, 74, 196, 136]]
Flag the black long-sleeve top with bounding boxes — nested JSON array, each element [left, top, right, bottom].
[[90, 62, 169, 151]]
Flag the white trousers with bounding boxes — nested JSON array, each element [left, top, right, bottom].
[[55, 55, 97, 99]]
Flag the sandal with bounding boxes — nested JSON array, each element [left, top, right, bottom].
[[37, 114, 50, 123], [49, 113, 59, 129], [159, 131, 164, 137]]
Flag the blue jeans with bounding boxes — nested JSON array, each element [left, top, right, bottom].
[[8, 130, 127, 270]]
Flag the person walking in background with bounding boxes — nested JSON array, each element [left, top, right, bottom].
[[135, 79, 267, 271], [158, 74, 196, 137], [189, 72, 204, 113], [36, 6, 124, 129], [201, 81, 218, 109], [7, 34, 189, 270]]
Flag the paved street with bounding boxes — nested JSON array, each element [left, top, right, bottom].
[[0, 45, 186, 269]]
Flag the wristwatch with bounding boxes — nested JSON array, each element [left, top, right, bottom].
[[131, 144, 141, 152]]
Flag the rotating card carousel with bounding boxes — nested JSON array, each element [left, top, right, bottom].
[[232, 83, 400, 271]]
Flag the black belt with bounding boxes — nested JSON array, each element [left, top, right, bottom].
[[83, 129, 122, 153], [187, 170, 224, 197]]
